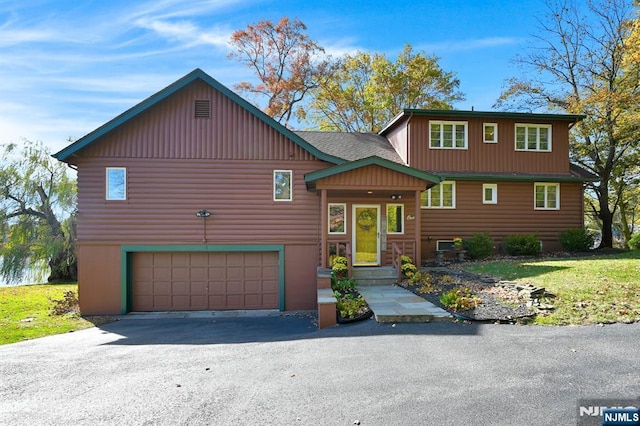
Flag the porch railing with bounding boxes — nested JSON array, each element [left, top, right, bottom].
[[327, 241, 353, 278], [391, 240, 416, 282]]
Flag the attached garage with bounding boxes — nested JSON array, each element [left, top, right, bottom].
[[130, 249, 282, 312]]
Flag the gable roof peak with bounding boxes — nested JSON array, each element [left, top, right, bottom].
[[53, 68, 345, 165]]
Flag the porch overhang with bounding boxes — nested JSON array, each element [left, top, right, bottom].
[[304, 156, 442, 191]]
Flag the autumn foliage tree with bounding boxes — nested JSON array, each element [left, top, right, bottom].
[[308, 44, 464, 132], [228, 17, 334, 127], [496, 0, 640, 248], [0, 141, 77, 283]]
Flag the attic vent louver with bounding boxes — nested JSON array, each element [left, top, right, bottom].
[[194, 99, 211, 118]]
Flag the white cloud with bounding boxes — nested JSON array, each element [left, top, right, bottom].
[[417, 37, 521, 53], [134, 17, 231, 48]]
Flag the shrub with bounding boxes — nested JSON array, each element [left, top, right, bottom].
[[503, 234, 541, 256], [331, 277, 357, 292], [399, 255, 413, 265], [401, 262, 417, 278], [335, 293, 368, 318], [439, 287, 482, 311], [332, 256, 348, 266], [628, 233, 640, 250], [558, 228, 594, 252], [462, 233, 494, 259]]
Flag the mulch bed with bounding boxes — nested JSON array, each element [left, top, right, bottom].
[[400, 268, 536, 322]]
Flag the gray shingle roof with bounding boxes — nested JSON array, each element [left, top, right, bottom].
[[295, 131, 405, 164]]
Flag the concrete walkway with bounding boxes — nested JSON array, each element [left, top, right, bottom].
[[358, 285, 452, 323]]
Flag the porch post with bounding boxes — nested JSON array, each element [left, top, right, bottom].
[[320, 189, 327, 268], [415, 190, 422, 266]]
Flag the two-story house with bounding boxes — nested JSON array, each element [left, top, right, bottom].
[[54, 69, 593, 315]]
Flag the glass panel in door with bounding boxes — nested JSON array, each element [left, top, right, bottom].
[[353, 205, 380, 266]]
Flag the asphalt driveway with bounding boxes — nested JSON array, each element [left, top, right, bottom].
[[1, 315, 639, 425]]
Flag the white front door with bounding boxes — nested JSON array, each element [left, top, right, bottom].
[[352, 205, 380, 266]]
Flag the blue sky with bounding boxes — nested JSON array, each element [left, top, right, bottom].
[[1, 0, 548, 152]]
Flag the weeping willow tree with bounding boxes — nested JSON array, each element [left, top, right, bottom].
[[0, 141, 77, 283]]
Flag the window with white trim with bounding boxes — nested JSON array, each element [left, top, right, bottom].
[[429, 121, 468, 149], [106, 167, 126, 200], [273, 170, 292, 201], [515, 124, 552, 152], [386, 204, 404, 234], [483, 123, 498, 143], [421, 181, 456, 208], [534, 183, 559, 210], [328, 203, 346, 234], [483, 184, 497, 204]]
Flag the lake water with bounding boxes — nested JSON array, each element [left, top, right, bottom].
[[0, 259, 47, 286]]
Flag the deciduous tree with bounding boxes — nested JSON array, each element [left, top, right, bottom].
[[496, 0, 640, 248], [308, 44, 464, 132], [228, 17, 334, 127], [0, 141, 77, 283]]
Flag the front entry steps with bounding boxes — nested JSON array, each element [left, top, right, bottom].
[[357, 285, 452, 323], [351, 266, 398, 286]]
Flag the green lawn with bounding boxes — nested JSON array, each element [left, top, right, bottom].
[[463, 250, 640, 325], [0, 283, 112, 345]]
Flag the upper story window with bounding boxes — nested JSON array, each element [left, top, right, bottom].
[[534, 183, 559, 210], [106, 167, 126, 200], [386, 204, 404, 234], [421, 181, 456, 209], [273, 170, 292, 201], [483, 123, 498, 143], [429, 121, 468, 149], [515, 124, 552, 152]]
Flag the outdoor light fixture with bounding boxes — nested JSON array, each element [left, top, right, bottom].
[[391, 194, 402, 200], [195, 209, 211, 218]]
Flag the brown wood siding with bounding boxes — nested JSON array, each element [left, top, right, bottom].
[[75, 158, 326, 245], [315, 165, 427, 190], [421, 181, 584, 259], [78, 79, 316, 162], [409, 116, 571, 174]]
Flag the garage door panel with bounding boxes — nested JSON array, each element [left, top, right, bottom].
[[244, 267, 261, 280], [172, 267, 190, 281], [153, 281, 170, 294], [171, 281, 189, 294], [263, 279, 279, 291], [244, 280, 261, 292], [209, 281, 226, 294], [262, 266, 278, 279], [153, 268, 171, 281], [190, 267, 207, 281], [226, 267, 243, 280], [190, 295, 208, 310], [225, 294, 243, 308], [133, 251, 279, 311], [190, 281, 207, 294], [208, 267, 226, 280]]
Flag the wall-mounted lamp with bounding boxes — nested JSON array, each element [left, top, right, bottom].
[[195, 209, 211, 218], [391, 194, 402, 200]]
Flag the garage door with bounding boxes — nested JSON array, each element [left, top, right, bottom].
[[132, 252, 279, 311]]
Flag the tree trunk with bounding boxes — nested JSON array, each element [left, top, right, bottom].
[[598, 205, 614, 249], [47, 246, 78, 282]]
